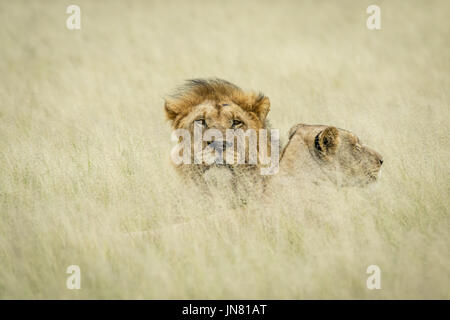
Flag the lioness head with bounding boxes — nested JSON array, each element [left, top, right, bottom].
[[164, 78, 272, 187], [280, 124, 383, 186]]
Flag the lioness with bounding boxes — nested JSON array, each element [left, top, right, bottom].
[[278, 124, 383, 187], [164, 78, 277, 200]]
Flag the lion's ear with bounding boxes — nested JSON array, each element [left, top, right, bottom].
[[316, 127, 339, 155], [164, 100, 179, 122], [252, 95, 270, 122]]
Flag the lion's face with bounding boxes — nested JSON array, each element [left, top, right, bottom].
[[164, 79, 270, 179], [281, 124, 383, 186], [178, 100, 265, 167]]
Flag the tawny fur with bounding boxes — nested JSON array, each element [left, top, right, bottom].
[[164, 78, 273, 202], [278, 124, 383, 187]]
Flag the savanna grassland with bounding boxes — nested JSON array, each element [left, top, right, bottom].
[[0, 0, 449, 299]]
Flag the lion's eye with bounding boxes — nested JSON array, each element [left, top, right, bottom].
[[232, 119, 242, 128], [195, 119, 207, 127]]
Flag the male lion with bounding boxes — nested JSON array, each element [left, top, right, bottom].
[[164, 78, 277, 201], [277, 124, 383, 187]]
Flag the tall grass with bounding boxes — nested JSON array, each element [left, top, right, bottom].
[[0, 0, 448, 299]]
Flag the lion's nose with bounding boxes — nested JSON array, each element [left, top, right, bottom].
[[207, 141, 232, 151], [379, 159, 384, 165]]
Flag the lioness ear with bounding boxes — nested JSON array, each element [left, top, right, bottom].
[[315, 127, 339, 155], [252, 95, 270, 122]]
